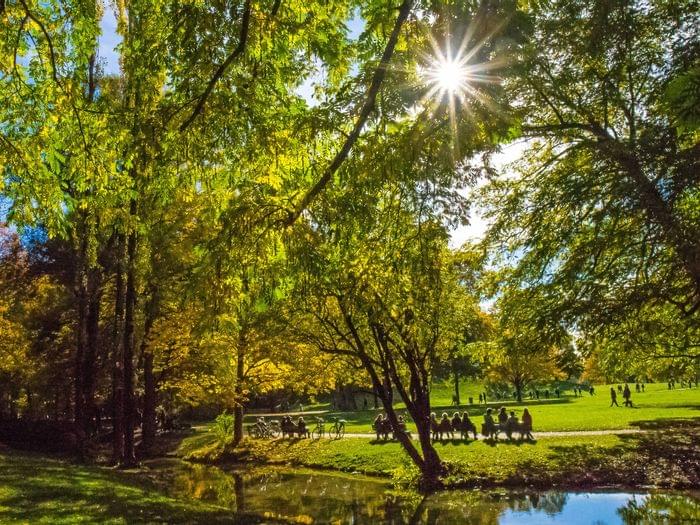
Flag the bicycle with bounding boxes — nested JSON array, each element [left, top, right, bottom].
[[311, 417, 325, 439], [247, 417, 280, 439], [329, 417, 345, 439]]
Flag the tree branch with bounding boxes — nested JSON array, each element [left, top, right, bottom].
[[179, 0, 252, 132], [283, 0, 414, 225]]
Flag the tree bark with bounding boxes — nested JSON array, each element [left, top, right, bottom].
[[453, 361, 460, 406], [111, 234, 125, 464], [232, 337, 245, 446], [83, 267, 102, 436], [120, 201, 138, 468], [142, 350, 156, 454], [73, 218, 89, 461], [140, 294, 158, 456]]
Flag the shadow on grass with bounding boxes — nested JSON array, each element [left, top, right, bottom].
[[629, 417, 700, 430], [538, 418, 700, 489], [0, 453, 277, 524]]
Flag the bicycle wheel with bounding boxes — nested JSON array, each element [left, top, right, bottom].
[[331, 423, 345, 439], [269, 424, 280, 438], [312, 425, 324, 439]]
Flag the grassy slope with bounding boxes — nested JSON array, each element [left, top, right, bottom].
[[183, 381, 699, 489], [182, 420, 700, 489], [245, 382, 700, 433], [0, 452, 257, 524]]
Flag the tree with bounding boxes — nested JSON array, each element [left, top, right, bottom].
[[482, 0, 699, 349], [476, 288, 567, 402]]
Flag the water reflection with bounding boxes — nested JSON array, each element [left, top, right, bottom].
[[165, 462, 700, 524]]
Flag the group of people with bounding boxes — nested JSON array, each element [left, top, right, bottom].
[[609, 384, 634, 407], [372, 407, 534, 442], [372, 413, 410, 440], [430, 411, 478, 441], [482, 407, 534, 441], [280, 415, 310, 438]]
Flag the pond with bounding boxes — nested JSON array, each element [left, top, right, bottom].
[[150, 460, 700, 524]]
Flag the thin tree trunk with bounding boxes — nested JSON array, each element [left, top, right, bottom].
[[140, 298, 157, 455], [453, 361, 460, 406], [142, 350, 156, 454], [111, 234, 125, 464], [74, 220, 89, 460], [83, 268, 102, 436], [232, 338, 245, 446], [120, 201, 138, 468]]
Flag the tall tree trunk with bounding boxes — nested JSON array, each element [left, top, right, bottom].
[[453, 360, 460, 406], [111, 234, 125, 464], [142, 350, 156, 454], [83, 268, 102, 437], [140, 303, 157, 456], [232, 338, 245, 446], [74, 220, 89, 461], [120, 203, 138, 468]]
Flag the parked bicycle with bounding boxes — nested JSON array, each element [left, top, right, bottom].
[[329, 417, 346, 439], [311, 417, 325, 439]]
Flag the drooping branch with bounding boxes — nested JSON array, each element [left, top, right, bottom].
[[179, 0, 252, 132], [283, 0, 414, 226]]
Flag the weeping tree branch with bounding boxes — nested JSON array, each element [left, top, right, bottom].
[[283, 0, 414, 226], [179, 0, 252, 131]]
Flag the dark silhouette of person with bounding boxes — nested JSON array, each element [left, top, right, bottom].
[[297, 416, 307, 437], [589, 386, 595, 396], [623, 384, 633, 407], [498, 407, 508, 427], [610, 387, 619, 407], [483, 408, 496, 437], [461, 411, 477, 439], [451, 412, 462, 438], [521, 408, 534, 440], [641, 383, 645, 392], [506, 411, 518, 439]]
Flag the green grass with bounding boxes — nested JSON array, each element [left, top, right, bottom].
[[0, 452, 261, 524], [181, 418, 700, 489], [179, 380, 699, 489], [243, 381, 700, 433]]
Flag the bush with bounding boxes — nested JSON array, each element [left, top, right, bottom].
[[212, 412, 234, 446]]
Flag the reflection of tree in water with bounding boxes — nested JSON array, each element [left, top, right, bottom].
[[537, 492, 568, 516], [233, 472, 244, 514], [503, 491, 567, 516], [618, 493, 700, 524]]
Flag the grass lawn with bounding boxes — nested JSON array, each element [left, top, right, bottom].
[[243, 381, 700, 434], [181, 417, 700, 490], [0, 452, 261, 524]]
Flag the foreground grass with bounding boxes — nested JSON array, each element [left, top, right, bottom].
[[182, 418, 700, 490], [0, 452, 260, 524], [246, 382, 700, 434]]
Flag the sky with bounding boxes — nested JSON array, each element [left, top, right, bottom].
[[95, 7, 524, 247]]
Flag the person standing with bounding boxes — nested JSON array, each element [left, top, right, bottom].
[[623, 384, 633, 407], [610, 387, 619, 407]]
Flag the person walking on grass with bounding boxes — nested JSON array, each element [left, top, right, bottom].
[[623, 384, 633, 407], [610, 387, 619, 407]]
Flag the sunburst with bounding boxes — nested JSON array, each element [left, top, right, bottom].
[[417, 27, 506, 157]]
